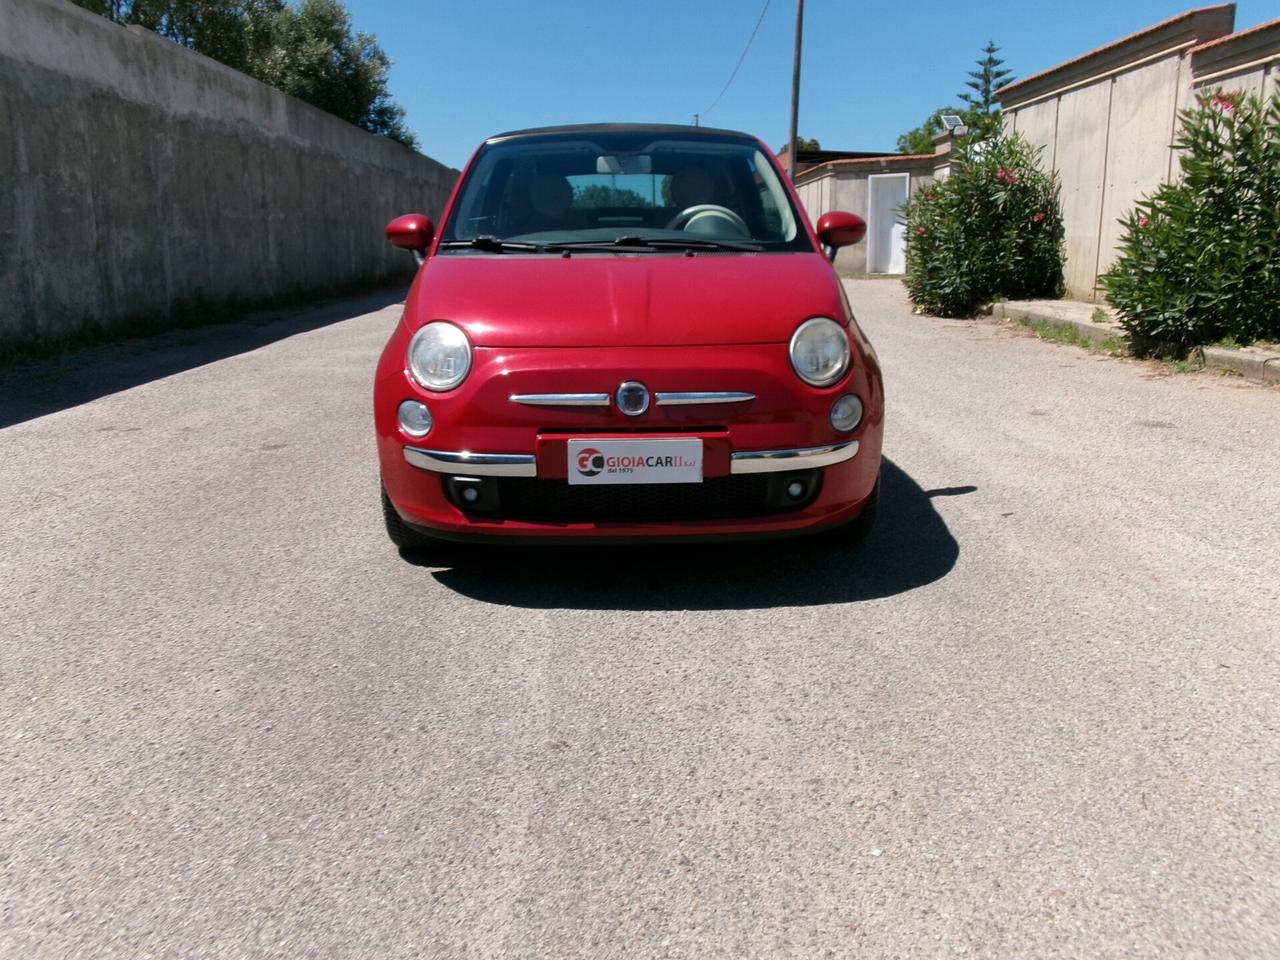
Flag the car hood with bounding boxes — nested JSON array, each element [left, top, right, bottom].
[[407, 253, 845, 348]]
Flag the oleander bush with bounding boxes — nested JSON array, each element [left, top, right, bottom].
[[1102, 90, 1280, 357], [902, 134, 1064, 317]]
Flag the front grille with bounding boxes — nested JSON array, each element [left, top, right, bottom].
[[461, 471, 820, 523]]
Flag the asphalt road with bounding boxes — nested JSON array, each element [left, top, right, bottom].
[[3, 280, 1279, 959]]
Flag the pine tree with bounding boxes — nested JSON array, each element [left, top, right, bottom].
[[897, 42, 1015, 152], [959, 41, 1013, 115]]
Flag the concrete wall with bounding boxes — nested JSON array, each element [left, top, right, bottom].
[[1190, 18, 1280, 100], [794, 157, 934, 275], [0, 0, 457, 348], [999, 6, 1280, 302]]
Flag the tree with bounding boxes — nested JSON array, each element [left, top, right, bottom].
[[960, 41, 1013, 114], [895, 42, 1015, 153], [131, 0, 281, 73], [896, 107, 959, 155], [68, 0, 417, 148], [68, 0, 131, 22], [572, 185, 652, 209], [69, 0, 279, 72], [794, 136, 821, 152], [958, 41, 1013, 138], [250, 0, 416, 147]]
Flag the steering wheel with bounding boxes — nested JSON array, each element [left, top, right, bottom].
[[666, 204, 751, 238]]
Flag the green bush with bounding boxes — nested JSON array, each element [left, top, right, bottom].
[[1102, 91, 1280, 357], [902, 134, 1064, 317]]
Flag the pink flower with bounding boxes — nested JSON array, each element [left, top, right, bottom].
[[1031, 211, 1045, 223], [1138, 215, 1150, 228], [916, 226, 926, 235], [925, 192, 936, 202], [995, 168, 1018, 185], [1211, 91, 1238, 114]]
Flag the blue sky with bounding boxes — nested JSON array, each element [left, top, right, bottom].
[[343, 1, 1279, 170]]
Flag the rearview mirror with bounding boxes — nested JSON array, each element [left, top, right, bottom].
[[815, 211, 867, 262], [596, 154, 653, 175], [385, 214, 434, 263]]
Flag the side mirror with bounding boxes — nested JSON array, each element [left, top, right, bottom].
[[385, 214, 434, 262], [815, 211, 867, 262]]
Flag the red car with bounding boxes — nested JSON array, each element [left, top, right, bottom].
[[374, 124, 883, 549]]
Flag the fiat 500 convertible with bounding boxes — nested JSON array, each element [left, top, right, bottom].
[[374, 123, 883, 549]]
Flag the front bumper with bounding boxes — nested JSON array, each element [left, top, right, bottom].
[[384, 437, 877, 542], [401, 438, 859, 477]]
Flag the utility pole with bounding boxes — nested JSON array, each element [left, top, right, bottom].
[[787, 0, 804, 179]]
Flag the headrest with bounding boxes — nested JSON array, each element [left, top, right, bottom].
[[529, 175, 573, 217]]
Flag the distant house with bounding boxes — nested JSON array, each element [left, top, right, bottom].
[[998, 4, 1280, 300], [791, 154, 937, 276]]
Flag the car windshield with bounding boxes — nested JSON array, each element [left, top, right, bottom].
[[439, 129, 809, 252]]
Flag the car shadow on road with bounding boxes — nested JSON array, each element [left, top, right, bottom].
[[0, 287, 407, 429], [416, 458, 961, 610]]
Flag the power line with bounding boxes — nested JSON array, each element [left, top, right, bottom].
[[700, 0, 771, 121]]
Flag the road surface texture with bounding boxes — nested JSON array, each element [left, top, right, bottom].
[[3, 279, 1278, 959]]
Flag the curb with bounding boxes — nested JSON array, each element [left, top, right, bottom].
[[992, 303, 1280, 386], [992, 302, 1121, 346], [1200, 345, 1280, 385]]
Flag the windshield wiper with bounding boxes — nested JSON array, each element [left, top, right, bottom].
[[437, 236, 544, 253], [545, 236, 763, 253]]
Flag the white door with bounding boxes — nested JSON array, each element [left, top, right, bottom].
[[867, 173, 910, 275]]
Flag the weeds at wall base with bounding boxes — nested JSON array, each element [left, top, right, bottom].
[[1011, 314, 1128, 357]]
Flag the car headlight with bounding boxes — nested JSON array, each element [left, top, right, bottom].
[[789, 317, 850, 387], [407, 321, 471, 391]]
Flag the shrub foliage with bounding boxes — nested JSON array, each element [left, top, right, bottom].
[[1102, 90, 1280, 356], [902, 135, 1065, 317]]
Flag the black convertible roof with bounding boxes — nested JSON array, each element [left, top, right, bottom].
[[486, 123, 757, 143]]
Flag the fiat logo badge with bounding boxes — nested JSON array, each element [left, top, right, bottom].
[[616, 381, 650, 416]]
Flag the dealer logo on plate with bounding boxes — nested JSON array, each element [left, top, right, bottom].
[[576, 447, 605, 477]]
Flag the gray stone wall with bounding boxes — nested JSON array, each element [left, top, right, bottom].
[[0, 0, 457, 348]]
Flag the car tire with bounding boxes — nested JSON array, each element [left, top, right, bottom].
[[381, 482, 434, 553], [828, 471, 880, 546]]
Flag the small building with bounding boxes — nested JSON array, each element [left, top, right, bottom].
[[999, 4, 1280, 300], [792, 153, 936, 275], [775, 145, 910, 177]]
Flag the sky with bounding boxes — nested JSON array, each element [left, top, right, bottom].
[[343, 0, 1279, 170]]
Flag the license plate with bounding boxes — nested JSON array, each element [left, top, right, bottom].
[[567, 438, 703, 485]]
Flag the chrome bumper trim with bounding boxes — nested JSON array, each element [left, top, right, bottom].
[[655, 391, 755, 406], [729, 439, 859, 474], [403, 447, 537, 477], [510, 393, 610, 407]]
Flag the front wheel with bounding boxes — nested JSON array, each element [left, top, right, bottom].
[[381, 483, 434, 553]]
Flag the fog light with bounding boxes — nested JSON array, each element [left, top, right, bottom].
[[829, 394, 863, 433], [460, 485, 480, 504], [398, 399, 432, 437], [786, 480, 806, 499]]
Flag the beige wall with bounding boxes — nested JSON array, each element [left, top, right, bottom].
[[999, 7, 1279, 301], [1004, 50, 1193, 300], [1196, 62, 1276, 97]]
